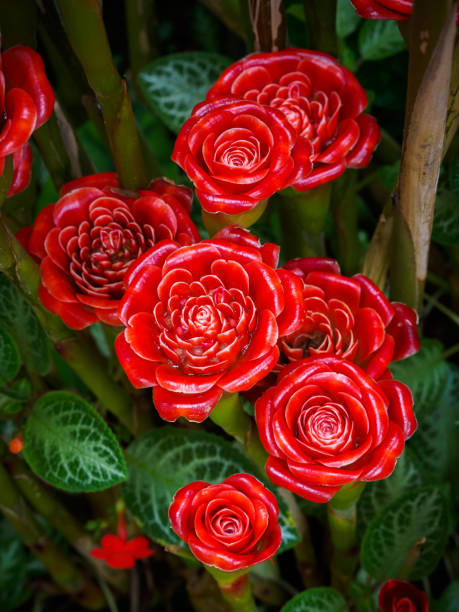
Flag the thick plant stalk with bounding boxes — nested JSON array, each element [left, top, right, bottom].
[[303, 0, 338, 56], [331, 172, 360, 275], [0, 459, 105, 609], [327, 482, 366, 593], [0, 222, 135, 432], [390, 0, 456, 311], [206, 566, 256, 612], [248, 0, 286, 52], [361, 199, 393, 289], [55, 0, 148, 190], [125, 0, 158, 86]]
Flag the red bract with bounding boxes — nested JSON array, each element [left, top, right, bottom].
[[378, 579, 429, 612], [172, 98, 310, 214], [0, 46, 54, 197], [206, 49, 380, 191], [350, 0, 412, 19], [169, 473, 282, 571], [90, 534, 153, 569], [116, 226, 303, 422], [255, 356, 416, 502], [23, 173, 200, 329], [281, 257, 420, 380]]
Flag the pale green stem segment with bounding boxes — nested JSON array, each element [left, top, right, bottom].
[[327, 481, 366, 593], [278, 183, 332, 259], [331, 171, 360, 276], [202, 198, 268, 236], [0, 222, 135, 432], [55, 0, 148, 190], [0, 456, 105, 609], [206, 566, 256, 612]]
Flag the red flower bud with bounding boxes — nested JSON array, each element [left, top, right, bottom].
[[378, 579, 429, 612], [169, 473, 282, 571], [8, 436, 23, 454], [0, 46, 54, 197], [255, 356, 416, 502], [21, 174, 200, 329], [205, 49, 380, 192], [116, 227, 304, 422]]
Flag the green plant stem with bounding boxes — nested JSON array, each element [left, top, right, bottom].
[[327, 481, 366, 594], [55, 0, 148, 190], [303, 0, 338, 56], [125, 0, 158, 91], [210, 393, 267, 470], [206, 566, 256, 612], [248, 0, 286, 52], [0, 222, 135, 432], [201, 198, 268, 236], [7, 455, 128, 591], [278, 183, 332, 259], [331, 171, 360, 275], [390, 0, 456, 311], [0, 458, 105, 609], [361, 198, 393, 289]]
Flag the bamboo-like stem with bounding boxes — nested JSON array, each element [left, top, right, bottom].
[[390, 0, 456, 311], [55, 0, 148, 190], [361, 198, 393, 289], [248, 0, 286, 52], [327, 481, 366, 593], [303, 0, 338, 56], [0, 459, 105, 609], [125, 0, 158, 89], [206, 566, 256, 612], [0, 222, 135, 432], [331, 171, 360, 276], [7, 455, 128, 591]]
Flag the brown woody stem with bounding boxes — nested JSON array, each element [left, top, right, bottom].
[[248, 0, 286, 52]]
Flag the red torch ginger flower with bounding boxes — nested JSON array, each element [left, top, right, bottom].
[[255, 356, 416, 502], [21, 173, 200, 329], [280, 257, 420, 380], [91, 534, 153, 569], [172, 98, 311, 214], [205, 49, 380, 191], [378, 579, 429, 612], [0, 46, 54, 197], [169, 473, 282, 571], [116, 226, 303, 422]]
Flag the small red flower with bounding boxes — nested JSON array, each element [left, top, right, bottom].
[[378, 579, 429, 612], [90, 534, 153, 569], [205, 49, 380, 191], [172, 98, 311, 214], [255, 356, 416, 502], [169, 473, 282, 571], [8, 436, 23, 454], [0, 46, 54, 197], [21, 173, 200, 329], [116, 226, 303, 422], [280, 258, 419, 380]]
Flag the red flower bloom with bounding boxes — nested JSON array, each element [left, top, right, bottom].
[[169, 473, 282, 571], [22, 173, 200, 329], [280, 257, 419, 380], [91, 534, 153, 569], [172, 98, 311, 214], [350, 0, 412, 19], [255, 356, 416, 502], [206, 49, 380, 191], [378, 579, 429, 612], [0, 46, 54, 197], [116, 226, 303, 422]]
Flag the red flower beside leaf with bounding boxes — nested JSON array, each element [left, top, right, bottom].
[[0, 46, 54, 197], [91, 534, 153, 569], [255, 356, 416, 502], [378, 579, 429, 612], [205, 49, 380, 191], [116, 227, 303, 422], [21, 173, 200, 329], [169, 473, 282, 571], [350, 1, 458, 26], [281, 257, 420, 379]]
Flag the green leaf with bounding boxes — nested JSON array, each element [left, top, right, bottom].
[[358, 20, 406, 61], [449, 149, 459, 200], [358, 450, 426, 537], [138, 52, 231, 134], [123, 427, 300, 552], [336, 0, 361, 38], [24, 391, 127, 492], [361, 486, 449, 580], [0, 326, 21, 383], [390, 339, 449, 417], [0, 275, 50, 375], [0, 378, 31, 414], [435, 581, 459, 612], [378, 160, 401, 191], [432, 189, 459, 245], [280, 587, 349, 612], [409, 364, 459, 483]]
